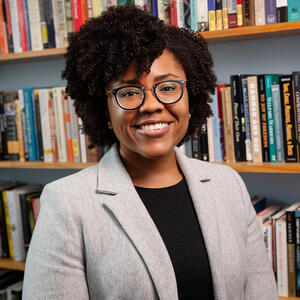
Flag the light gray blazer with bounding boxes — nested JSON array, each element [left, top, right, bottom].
[[22, 144, 278, 300]]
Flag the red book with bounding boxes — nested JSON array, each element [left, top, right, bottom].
[[0, 0, 8, 54], [170, 0, 178, 27], [71, 0, 83, 32], [4, 0, 13, 52], [16, 0, 27, 51], [63, 97, 74, 162], [237, 0, 243, 27]]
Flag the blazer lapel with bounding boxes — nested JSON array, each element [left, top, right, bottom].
[[175, 148, 227, 300], [95, 144, 178, 300]]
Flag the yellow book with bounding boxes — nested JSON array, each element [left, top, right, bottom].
[[2, 191, 14, 259], [208, 11, 216, 31]]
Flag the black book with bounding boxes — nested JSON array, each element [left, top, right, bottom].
[[0, 270, 23, 290], [33, 91, 44, 161], [292, 72, 300, 160], [191, 128, 201, 160], [230, 75, 246, 161], [0, 91, 7, 160], [279, 75, 299, 162], [257, 75, 270, 162], [277, 2, 288, 22], [200, 123, 209, 161]]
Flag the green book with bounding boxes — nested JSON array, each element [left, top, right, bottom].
[[288, 0, 300, 21], [264, 75, 279, 162]]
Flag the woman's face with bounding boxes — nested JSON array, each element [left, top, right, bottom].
[[107, 50, 190, 160]]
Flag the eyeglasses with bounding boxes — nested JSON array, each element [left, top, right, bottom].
[[107, 79, 187, 110]]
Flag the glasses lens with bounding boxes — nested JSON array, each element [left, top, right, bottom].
[[116, 87, 143, 109], [155, 81, 183, 104]]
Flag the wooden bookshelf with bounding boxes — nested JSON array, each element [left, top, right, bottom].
[[0, 161, 300, 173], [0, 258, 25, 271], [1, 21, 300, 63], [280, 297, 300, 300]]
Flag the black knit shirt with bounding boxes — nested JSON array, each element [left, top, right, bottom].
[[135, 178, 215, 300]]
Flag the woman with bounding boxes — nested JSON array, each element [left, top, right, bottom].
[[23, 5, 278, 300]]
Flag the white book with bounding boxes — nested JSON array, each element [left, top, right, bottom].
[[276, 0, 287, 8], [206, 116, 215, 162], [257, 205, 280, 226], [196, 0, 208, 31], [254, 0, 266, 25], [262, 218, 272, 263], [78, 118, 87, 163], [104, 0, 117, 9], [52, 87, 68, 162], [97, 0, 105, 16], [5, 184, 43, 262], [134, 0, 144, 7], [276, 214, 289, 297], [176, 0, 184, 28], [87, 0, 93, 18], [51, 0, 68, 48], [38, 89, 54, 162], [157, 0, 165, 21], [8, 0, 22, 53], [27, 0, 43, 51]]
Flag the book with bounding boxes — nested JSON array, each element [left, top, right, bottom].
[[293, 72, 300, 160], [27, 0, 43, 50], [17, 89, 28, 160], [48, 91, 58, 162], [276, 0, 288, 22], [33, 90, 44, 161], [51, 0, 68, 48], [208, 0, 215, 31], [170, 0, 178, 26], [262, 218, 272, 263], [23, 0, 32, 51], [16, 0, 28, 51], [257, 204, 280, 225], [0, 91, 7, 160], [63, 96, 74, 162], [242, 0, 254, 26], [257, 75, 270, 162], [216, 0, 223, 30], [247, 76, 263, 163], [71, 0, 82, 32], [5, 184, 43, 261], [279, 75, 299, 162], [189, 0, 197, 31], [14, 95, 25, 161], [254, 0, 266, 25], [265, 0, 277, 24], [236, 0, 243, 27], [176, 0, 184, 27], [163, 0, 171, 25], [8, 0, 22, 52], [227, 0, 237, 28], [0, 0, 8, 54], [251, 196, 266, 213], [288, 0, 300, 21], [271, 84, 285, 162], [295, 208, 300, 296], [3, 0, 14, 53], [206, 114, 214, 162], [265, 75, 279, 162], [64, 0, 74, 38], [78, 117, 87, 163], [196, 0, 208, 31], [183, 0, 191, 29], [222, 0, 228, 29]]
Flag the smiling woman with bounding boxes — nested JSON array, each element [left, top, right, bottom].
[[22, 5, 279, 300]]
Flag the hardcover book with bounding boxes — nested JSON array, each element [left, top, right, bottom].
[[227, 0, 237, 27], [254, 0, 266, 25], [276, 0, 288, 22], [216, 0, 223, 30], [293, 72, 300, 160], [265, 0, 277, 24], [27, 0, 43, 51], [288, 0, 300, 21], [196, 0, 208, 31], [208, 0, 216, 31], [222, 0, 228, 29]]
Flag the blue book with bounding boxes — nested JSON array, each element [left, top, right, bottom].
[[251, 197, 266, 213], [288, 0, 300, 21], [241, 77, 252, 162], [265, 0, 277, 24], [23, 0, 32, 51], [23, 88, 39, 161], [189, 0, 197, 31], [271, 84, 285, 162], [265, 75, 279, 162], [211, 93, 223, 162], [152, 0, 158, 17]]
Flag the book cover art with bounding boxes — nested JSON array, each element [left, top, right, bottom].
[[208, 0, 215, 31], [196, 0, 208, 31], [265, 0, 277, 24], [293, 72, 300, 160], [288, 0, 300, 21]]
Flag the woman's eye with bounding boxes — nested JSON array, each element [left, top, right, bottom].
[[120, 90, 139, 98], [160, 84, 176, 92]]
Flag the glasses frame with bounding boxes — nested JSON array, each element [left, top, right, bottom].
[[107, 79, 187, 110]]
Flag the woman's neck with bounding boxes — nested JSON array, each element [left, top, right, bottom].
[[119, 149, 183, 188]]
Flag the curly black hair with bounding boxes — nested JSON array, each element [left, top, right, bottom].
[[62, 5, 217, 147]]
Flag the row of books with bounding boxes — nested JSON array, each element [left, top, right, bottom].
[[1, 0, 300, 55], [186, 72, 300, 163], [0, 270, 23, 300], [255, 198, 300, 297], [0, 182, 42, 262], [0, 87, 108, 163]]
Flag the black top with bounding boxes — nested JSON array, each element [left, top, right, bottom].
[[135, 178, 215, 300]]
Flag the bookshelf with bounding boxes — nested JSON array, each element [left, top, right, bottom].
[[0, 23, 300, 300]]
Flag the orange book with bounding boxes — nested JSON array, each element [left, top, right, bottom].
[[0, 0, 8, 54], [48, 93, 59, 162], [63, 96, 74, 162], [81, 0, 88, 24]]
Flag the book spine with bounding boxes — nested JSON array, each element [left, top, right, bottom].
[[200, 123, 209, 161], [276, 0, 288, 22], [48, 94, 58, 162], [33, 90, 43, 161], [45, 0, 55, 48], [14, 98, 25, 161], [217, 84, 227, 160], [22, 0, 31, 50], [2, 191, 14, 259], [157, 0, 165, 21], [288, 0, 300, 21], [39, 0, 49, 48], [51, 0, 68, 48], [265, 75, 278, 162], [91, 0, 98, 17], [16, 0, 28, 51], [254, 0, 265, 25], [18, 89, 29, 160], [293, 72, 300, 160], [231, 75, 246, 161], [295, 211, 300, 297], [242, 0, 251, 26], [19, 194, 31, 253], [78, 118, 87, 162], [27, 0, 43, 51], [241, 77, 252, 161], [0, 0, 9, 54], [287, 210, 297, 296], [8, 0, 22, 52], [0, 192, 10, 257], [265, 0, 277, 24], [176, 0, 184, 27], [152, 0, 158, 16], [64, 0, 73, 38], [196, 0, 208, 31], [211, 93, 223, 161], [170, 0, 178, 26], [81, 0, 88, 23], [280, 75, 298, 162], [222, 0, 228, 29], [277, 216, 289, 297], [63, 96, 74, 162], [71, 0, 82, 32], [183, 0, 191, 29], [227, 0, 237, 27], [216, 0, 223, 30], [208, 0, 215, 31], [4, 0, 14, 52], [0, 91, 8, 160], [271, 84, 285, 162], [257, 75, 270, 162], [189, 0, 197, 30], [207, 115, 214, 162], [162, 0, 170, 26], [191, 128, 201, 159], [236, 0, 243, 26], [6, 190, 25, 261]]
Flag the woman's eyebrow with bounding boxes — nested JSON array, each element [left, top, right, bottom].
[[118, 73, 179, 85]]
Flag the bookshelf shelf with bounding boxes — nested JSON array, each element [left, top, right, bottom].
[[1, 21, 300, 63], [280, 297, 299, 300], [0, 259, 25, 271], [0, 161, 300, 173]]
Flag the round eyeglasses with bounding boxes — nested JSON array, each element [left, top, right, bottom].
[[107, 79, 187, 110]]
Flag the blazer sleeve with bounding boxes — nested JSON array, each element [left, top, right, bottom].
[[232, 171, 279, 300], [22, 183, 89, 299]]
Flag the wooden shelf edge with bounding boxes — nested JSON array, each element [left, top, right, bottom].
[[0, 258, 25, 271], [279, 297, 299, 300], [0, 161, 300, 173]]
